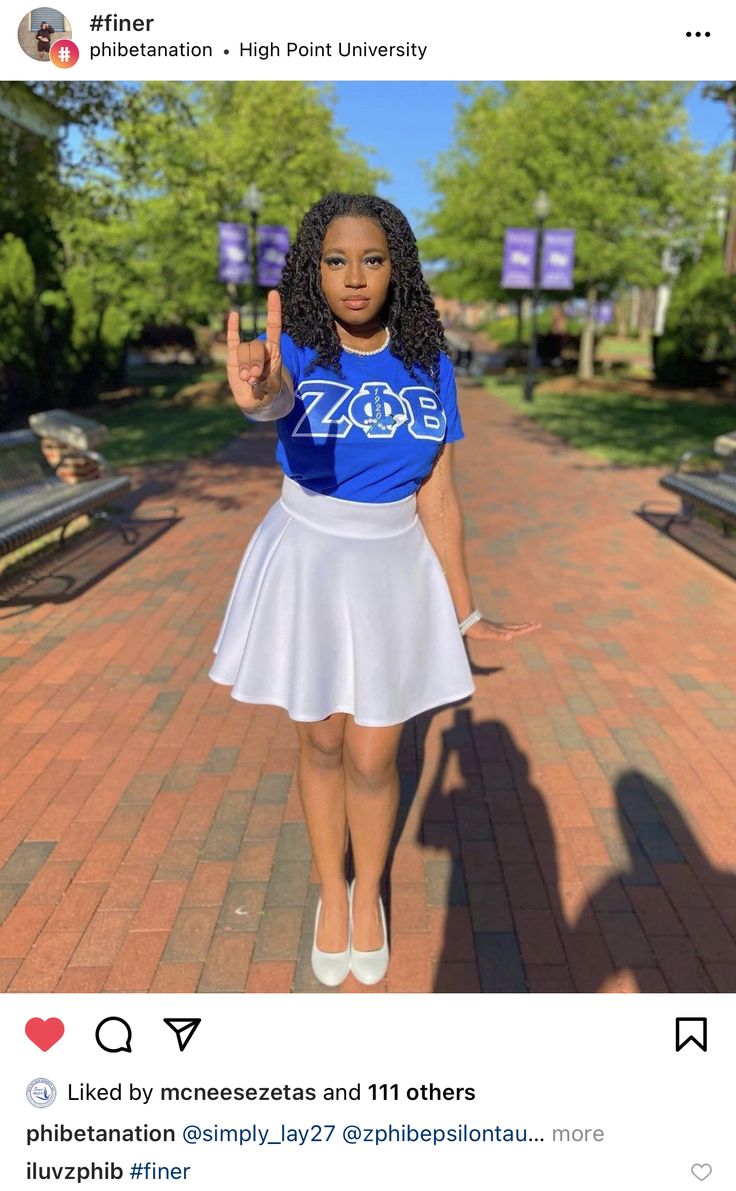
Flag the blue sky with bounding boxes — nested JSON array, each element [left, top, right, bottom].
[[326, 82, 733, 228]]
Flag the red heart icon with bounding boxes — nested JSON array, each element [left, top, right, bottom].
[[25, 1017, 65, 1052]]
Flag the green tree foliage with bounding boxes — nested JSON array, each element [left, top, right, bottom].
[[655, 236, 736, 385], [0, 81, 383, 420], [425, 83, 726, 377], [68, 81, 385, 327]]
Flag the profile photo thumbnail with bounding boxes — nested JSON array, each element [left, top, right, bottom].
[[17, 8, 71, 62]]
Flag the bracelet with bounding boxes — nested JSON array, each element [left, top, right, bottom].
[[458, 609, 482, 635]]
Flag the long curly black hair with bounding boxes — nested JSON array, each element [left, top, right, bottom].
[[278, 193, 448, 383]]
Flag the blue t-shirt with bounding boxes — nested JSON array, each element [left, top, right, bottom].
[[268, 332, 463, 504]]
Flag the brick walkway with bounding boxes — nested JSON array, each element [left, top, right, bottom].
[[1, 386, 735, 994]]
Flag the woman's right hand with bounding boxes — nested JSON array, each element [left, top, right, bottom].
[[226, 288, 283, 410]]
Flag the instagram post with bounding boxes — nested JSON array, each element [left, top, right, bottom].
[[0, 2, 735, 1186]]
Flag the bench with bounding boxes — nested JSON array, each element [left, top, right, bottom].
[[659, 433, 736, 535], [0, 428, 131, 559]]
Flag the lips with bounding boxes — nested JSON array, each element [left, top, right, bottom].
[[343, 298, 370, 309]]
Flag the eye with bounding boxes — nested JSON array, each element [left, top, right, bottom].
[[324, 256, 345, 268], [364, 255, 386, 266]]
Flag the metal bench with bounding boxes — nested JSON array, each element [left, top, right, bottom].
[[0, 429, 131, 558], [659, 436, 736, 535]]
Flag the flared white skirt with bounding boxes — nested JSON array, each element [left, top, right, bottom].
[[209, 475, 475, 726]]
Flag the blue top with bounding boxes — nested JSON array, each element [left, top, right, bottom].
[[266, 332, 463, 504]]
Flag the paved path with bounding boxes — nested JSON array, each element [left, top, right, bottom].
[[1, 386, 735, 994]]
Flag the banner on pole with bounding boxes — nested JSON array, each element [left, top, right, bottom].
[[501, 228, 537, 289], [219, 223, 289, 286], [257, 226, 290, 287], [541, 229, 575, 289], [218, 222, 250, 284]]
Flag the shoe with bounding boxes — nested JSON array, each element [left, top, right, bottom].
[[349, 879, 389, 985], [311, 890, 350, 987]]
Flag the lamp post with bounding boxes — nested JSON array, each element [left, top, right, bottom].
[[243, 183, 263, 336], [523, 189, 551, 403]]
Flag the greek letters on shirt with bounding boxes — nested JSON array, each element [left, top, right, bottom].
[[291, 379, 447, 442]]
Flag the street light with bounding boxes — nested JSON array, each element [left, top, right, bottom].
[[243, 183, 263, 336], [523, 189, 551, 403]]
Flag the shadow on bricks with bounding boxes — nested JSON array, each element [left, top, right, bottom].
[[405, 709, 735, 994]]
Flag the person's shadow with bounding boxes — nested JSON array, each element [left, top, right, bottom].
[[396, 708, 734, 992]]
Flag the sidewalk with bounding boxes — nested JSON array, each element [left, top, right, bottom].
[[1, 386, 735, 994]]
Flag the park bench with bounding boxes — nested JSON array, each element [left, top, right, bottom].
[[0, 419, 131, 559], [659, 430, 736, 537]]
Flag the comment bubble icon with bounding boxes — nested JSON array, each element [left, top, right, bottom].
[[95, 1016, 133, 1054]]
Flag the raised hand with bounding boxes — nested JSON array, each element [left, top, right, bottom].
[[226, 289, 283, 410]]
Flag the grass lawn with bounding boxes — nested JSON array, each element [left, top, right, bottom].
[[484, 375, 736, 466], [85, 365, 246, 467]]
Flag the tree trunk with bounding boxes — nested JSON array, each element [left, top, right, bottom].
[[516, 297, 523, 345], [577, 286, 597, 381]]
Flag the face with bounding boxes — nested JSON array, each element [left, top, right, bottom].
[[320, 216, 392, 329]]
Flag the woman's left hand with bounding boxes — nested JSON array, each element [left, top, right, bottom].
[[464, 617, 542, 642]]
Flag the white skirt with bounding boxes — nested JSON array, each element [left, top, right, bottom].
[[209, 475, 475, 727]]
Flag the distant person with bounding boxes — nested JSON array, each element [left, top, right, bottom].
[[35, 22, 54, 58]]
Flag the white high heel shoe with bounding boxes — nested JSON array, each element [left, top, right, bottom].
[[311, 888, 351, 987], [349, 879, 389, 985]]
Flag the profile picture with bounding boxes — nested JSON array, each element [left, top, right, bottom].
[[17, 8, 71, 61]]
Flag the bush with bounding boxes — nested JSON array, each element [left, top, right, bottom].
[[654, 244, 736, 386]]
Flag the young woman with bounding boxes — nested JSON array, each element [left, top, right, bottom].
[[210, 193, 540, 987]]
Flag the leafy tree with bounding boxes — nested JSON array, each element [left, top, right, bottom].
[[75, 82, 386, 327], [425, 83, 726, 378]]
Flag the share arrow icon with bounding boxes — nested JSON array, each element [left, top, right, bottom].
[[163, 1018, 201, 1052]]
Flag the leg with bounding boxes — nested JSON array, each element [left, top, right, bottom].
[[295, 714, 349, 952], [344, 718, 404, 951]]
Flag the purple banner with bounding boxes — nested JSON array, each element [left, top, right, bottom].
[[593, 300, 614, 325], [541, 229, 575, 289], [501, 228, 537, 289], [257, 225, 290, 287], [219, 223, 289, 286], [218, 222, 250, 284]]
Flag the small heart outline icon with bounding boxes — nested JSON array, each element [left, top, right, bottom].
[[692, 1164, 712, 1181], [25, 1017, 65, 1052]]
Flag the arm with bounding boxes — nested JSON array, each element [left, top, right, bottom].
[[417, 444, 542, 642], [417, 444, 473, 620]]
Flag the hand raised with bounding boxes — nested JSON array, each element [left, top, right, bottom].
[[226, 289, 283, 409]]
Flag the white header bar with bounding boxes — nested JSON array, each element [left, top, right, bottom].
[[2, 0, 734, 80]]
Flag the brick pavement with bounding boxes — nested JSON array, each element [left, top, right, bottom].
[[1, 386, 735, 994]]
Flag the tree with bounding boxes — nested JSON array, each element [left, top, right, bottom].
[[72, 82, 386, 327], [424, 83, 726, 378]]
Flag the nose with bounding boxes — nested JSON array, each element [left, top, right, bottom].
[[344, 261, 367, 288]]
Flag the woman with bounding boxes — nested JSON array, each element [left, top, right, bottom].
[[35, 22, 54, 58], [210, 193, 540, 986]]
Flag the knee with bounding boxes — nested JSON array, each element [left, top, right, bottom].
[[344, 747, 395, 793], [300, 729, 344, 772]]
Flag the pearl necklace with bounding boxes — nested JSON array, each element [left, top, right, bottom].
[[341, 328, 390, 357]]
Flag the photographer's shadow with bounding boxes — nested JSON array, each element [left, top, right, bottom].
[[410, 708, 567, 992], [407, 710, 732, 992]]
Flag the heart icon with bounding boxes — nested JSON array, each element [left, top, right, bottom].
[[25, 1018, 65, 1052], [692, 1165, 712, 1182]]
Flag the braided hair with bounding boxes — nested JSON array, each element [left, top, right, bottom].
[[278, 193, 447, 383]]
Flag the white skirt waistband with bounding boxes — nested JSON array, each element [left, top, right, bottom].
[[279, 474, 418, 539]]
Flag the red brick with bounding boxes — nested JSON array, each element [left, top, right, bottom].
[[69, 911, 134, 968], [245, 961, 295, 993], [386, 932, 432, 992], [105, 932, 169, 991], [10, 931, 83, 992], [150, 964, 203, 993], [198, 933, 255, 992]]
